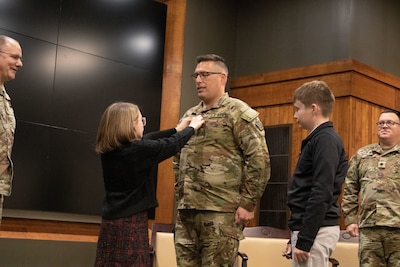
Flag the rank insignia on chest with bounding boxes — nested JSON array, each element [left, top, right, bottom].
[[378, 160, 386, 169]]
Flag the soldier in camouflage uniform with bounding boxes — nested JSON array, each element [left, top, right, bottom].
[[342, 109, 400, 267], [173, 54, 270, 267], [0, 35, 23, 224]]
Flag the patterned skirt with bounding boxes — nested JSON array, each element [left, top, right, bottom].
[[94, 211, 150, 267]]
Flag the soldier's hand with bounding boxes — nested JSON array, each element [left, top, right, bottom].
[[346, 223, 359, 237], [235, 207, 254, 225]]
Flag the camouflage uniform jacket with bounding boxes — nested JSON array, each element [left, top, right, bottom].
[[0, 85, 16, 197], [173, 93, 270, 212], [342, 142, 400, 228]]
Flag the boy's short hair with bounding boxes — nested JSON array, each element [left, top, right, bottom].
[[293, 80, 335, 117]]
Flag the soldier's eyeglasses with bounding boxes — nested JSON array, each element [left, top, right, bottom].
[[376, 120, 400, 128], [0, 51, 23, 62], [191, 71, 223, 80]]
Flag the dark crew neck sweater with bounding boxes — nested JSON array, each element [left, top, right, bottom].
[[100, 127, 194, 219]]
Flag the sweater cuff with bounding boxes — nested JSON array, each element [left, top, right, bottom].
[[295, 235, 313, 252]]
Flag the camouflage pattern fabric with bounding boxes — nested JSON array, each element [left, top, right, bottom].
[[0, 86, 15, 199], [174, 210, 243, 267], [342, 142, 400, 228], [173, 93, 270, 266], [342, 142, 400, 267], [173, 93, 270, 213], [359, 227, 400, 267], [0, 194, 3, 223]]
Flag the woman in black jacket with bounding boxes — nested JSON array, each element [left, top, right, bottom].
[[94, 102, 204, 267]]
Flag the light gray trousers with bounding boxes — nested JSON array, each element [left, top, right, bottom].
[[291, 225, 339, 267]]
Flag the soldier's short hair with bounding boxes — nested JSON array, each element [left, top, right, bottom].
[[195, 54, 228, 74], [381, 109, 400, 121], [0, 35, 19, 49]]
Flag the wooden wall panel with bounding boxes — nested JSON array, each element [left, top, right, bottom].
[[330, 98, 351, 159], [232, 73, 352, 108], [232, 59, 400, 158], [231, 59, 355, 88], [347, 98, 382, 155], [0, 218, 99, 242], [256, 99, 356, 175], [351, 73, 397, 108]]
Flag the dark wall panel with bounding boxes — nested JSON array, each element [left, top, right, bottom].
[[52, 46, 162, 133], [0, 0, 60, 43], [0, 0, 166, 216], [3, 36, 56, 125], [59, 0, 166, 73]]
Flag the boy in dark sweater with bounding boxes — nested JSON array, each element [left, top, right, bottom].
[[287, 80, 348, 267]]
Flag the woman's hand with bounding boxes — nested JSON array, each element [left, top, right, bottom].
[[176, 115, 204, 131], [175, 117, 192, 132], [189, 115, 204, 130]]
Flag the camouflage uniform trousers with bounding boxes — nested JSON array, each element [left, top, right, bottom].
[[0, 194, 3, 225], [360, 227, 400, 267], [174, 210, 244, 267]]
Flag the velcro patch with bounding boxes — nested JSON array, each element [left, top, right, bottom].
[[241, 108, 259, 122]]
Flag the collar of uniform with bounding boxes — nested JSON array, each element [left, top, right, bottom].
[[375, 142, 400, 155], [0, 85, 6, 97], [0, 85, 11, 101], [198, 92, 229, 112]]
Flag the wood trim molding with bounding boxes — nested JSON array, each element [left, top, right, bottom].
[[154, 0, 186, 224], [0, 217, 99, 242], [231, 59, 400, 111], [231, 59, 400, 89]]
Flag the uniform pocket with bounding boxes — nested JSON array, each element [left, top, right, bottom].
[[219, 224, 244, 241]]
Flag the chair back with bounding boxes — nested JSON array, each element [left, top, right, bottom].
[[150, 223, 175, 250], [338, 230, 359, 243], [329, 230, 359, 267], [243, 226, 290, 239], [150, 223, 175, 267], [236, 226, 291, 267]]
